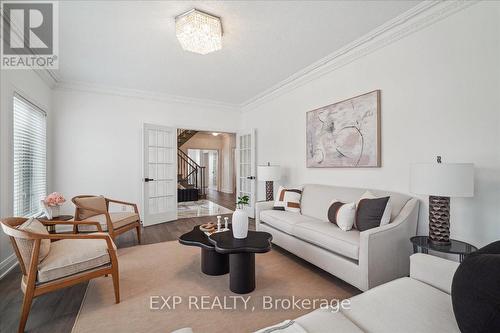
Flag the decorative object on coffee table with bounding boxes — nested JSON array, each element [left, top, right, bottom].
[[38, 214, 74, 233], [232, 195, 250, 239], [41, 192, 66, 219], [410, 156, 474, 245], [306, 90, 381, 168], [209, 230, 272, 294], [179, 225, 229, 276], [411, 236, 477, 262], [257, 163, 281, 201]]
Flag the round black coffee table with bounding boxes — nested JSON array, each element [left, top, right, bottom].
[[209, 230, 272, 294], [179, 226, 229, 276], [411, 236, 477, 262]]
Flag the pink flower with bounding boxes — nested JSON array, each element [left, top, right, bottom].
[[44, 192, 66, 207]]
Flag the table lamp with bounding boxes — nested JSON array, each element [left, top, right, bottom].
[[410, 156, 474, 245], [257, 163, 281, 201]]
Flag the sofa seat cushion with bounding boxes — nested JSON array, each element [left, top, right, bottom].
[[342, 277, 460, 333], [295, 308, 364, 333], [37, 238, 111, 283], [78, 212, 139, 232], [292, 221, 360, 260], [260, 210, 318, 234]]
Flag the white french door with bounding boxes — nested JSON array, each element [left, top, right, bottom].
[[236, 129, 256, 218], [143, 124, 177, 226]]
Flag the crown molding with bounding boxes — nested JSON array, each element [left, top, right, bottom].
[[34, 69, 59, 88], [240, 0, 479, 112], [54, 81, 239, 111]]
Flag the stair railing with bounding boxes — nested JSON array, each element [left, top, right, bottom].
[[177, 148, 206, 198]]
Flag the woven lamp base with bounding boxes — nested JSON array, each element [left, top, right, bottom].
[[428, 195, 451, 245], [265, 181, 274, 201]]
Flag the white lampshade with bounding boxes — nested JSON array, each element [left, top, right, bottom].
[[410, 163, 474, 197], [257, 165, 281, 181]]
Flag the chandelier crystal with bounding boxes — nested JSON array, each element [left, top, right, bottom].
[[175, 9, 222, 55]]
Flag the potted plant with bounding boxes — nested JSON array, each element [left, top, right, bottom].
[[232, 195, 250, 239], [41, 192, 66, 219]]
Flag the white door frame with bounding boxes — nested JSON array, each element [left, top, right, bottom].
[[236, 129, 256, 218], [142, 123, 178, 226]]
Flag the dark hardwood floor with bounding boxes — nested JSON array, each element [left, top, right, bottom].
[[0, 190, 237, 333], [206, 188, 236, 211]]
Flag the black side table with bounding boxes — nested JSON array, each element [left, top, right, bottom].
[[38, 215, 74, 233], [209, 230, 272, 294], [411, 236, 478, 262], [179, 226, 229, 276]]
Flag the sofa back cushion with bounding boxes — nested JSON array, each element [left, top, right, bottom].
[[301, 184, 411, 222]]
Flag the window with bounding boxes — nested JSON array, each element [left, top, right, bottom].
[[13, 94, 47, 217]]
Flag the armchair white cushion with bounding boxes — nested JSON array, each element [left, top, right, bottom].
[[78, 212, 140, 232], [37, 238, 113, 283]]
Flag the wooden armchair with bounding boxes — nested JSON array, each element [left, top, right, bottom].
[[0, 217, 119, 333], [72, 195, 141, 243]]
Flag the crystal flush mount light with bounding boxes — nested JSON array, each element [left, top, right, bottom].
[[175, 9, 222, 55]]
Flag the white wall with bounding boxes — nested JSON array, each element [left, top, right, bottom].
[[0, 70, 53, 277], [51, 89, 239, 217], [241, 2, 500, 247]]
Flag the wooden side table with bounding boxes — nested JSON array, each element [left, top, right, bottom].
[[39, 215, 74, 233]]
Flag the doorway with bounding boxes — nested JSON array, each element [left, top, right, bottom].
[[188, 149, 219, 191], [177, 129, 238, 217]]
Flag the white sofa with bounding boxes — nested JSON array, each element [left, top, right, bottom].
[[259, 254, 460, 332], [256, 184, 420, 291]]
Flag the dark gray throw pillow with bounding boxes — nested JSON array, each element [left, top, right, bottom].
[[328, 201, 345, 226], [355, 197, 390, 231]]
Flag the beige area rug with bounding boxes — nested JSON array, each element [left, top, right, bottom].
[[72, 241, 358, 333]]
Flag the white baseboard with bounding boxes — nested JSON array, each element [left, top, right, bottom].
[[0, 253, 18, 280], [220, 188, 234, 194]]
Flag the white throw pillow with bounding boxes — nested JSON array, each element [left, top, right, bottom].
[[358, 190, 392, 225], [274, 186, 303, 213], [328, 200, 356, 231]]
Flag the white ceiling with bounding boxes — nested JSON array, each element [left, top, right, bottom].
[[58, 1, 420, 105]]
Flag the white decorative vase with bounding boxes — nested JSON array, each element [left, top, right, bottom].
[[51, 205, 60, 218], [232, 208, 249, 239], [41, 200, 52, 219]]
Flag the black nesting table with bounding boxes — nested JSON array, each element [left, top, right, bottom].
[[209, 230, 272, 294], [411, 236, 477, 262], [178, 226, 229, 276]]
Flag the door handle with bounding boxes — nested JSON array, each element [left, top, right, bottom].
[[144, 178, 155, 182], [246, 176, 256, 180]]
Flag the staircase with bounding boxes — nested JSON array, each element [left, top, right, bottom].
[[177, 129, 206, 200], [177, 129, 198, 147]]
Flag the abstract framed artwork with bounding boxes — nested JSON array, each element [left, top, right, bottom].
[[306, 90, 381, 168]]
